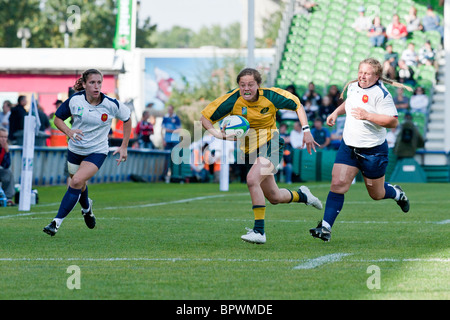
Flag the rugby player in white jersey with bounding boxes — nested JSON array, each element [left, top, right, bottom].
[[43, 69, 131, 236], [310, 58, 412, 242]]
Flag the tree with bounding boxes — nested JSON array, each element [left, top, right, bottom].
[[0, 0, 157, 48], [0, 0, 41, 47]]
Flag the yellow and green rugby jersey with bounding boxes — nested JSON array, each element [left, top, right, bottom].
[[201, 87, 301, 154]]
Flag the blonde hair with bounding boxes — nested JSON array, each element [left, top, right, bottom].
[[340, 58, 413, 99]]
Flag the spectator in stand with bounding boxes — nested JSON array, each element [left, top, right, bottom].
[[422, 5, 444, 40], [37, 103, 50, 132], [303, 100, 317, 122], [289, 121, 305, 150], [311, 117, 330, 149], [0, 127, 16, 206], [397, 59, 416, 87], [367, 16, 386, 47], [326, 85, 342, 110], [393, 112, 425, 159], [0, 100, 12, 131], [393, 87, 410, 112], [418, 40, 437, 68], [280, 85, 301, 121], [404, 6, 423, 33], [329, 116, 345, 150], [401, 42, 419, 67], [279, 123, 293, 184], [301, 82, 322, 110], [8, 95, 28, 144], [386, 126, 398, 148], [135, 110, 155, 149], [386, 14, 408, 41], [190, 141, 213, 183], [383, 44, 399, 79], [294, 0, 317, 15], [409, 87, 429, 113], [352, 6, 371, 33], [161, 104, 181, 151], [318, 95, 335, 123]]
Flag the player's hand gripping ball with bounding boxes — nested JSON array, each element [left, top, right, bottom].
[[221, 115, 250, 138]]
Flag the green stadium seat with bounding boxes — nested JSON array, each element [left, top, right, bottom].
[[298, 63, 315, 74], [322, 27, 340, 38], [332, 61, 350, 73], [302, 45, 320, 55], [318, 44, 336, 56], [355, 44, 370, 55], [321, 36, 338, 47], [304, 36, 322, 47], [339, 36, 356, 47], [425, 30, 442, 49], [309, 18, 325, 30], [336, 45, 353, 56], [334, 54, 352, 64]]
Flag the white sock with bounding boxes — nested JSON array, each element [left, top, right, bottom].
[[322, 220, 331, 230], [394, 188, 401, 201], [53, 218, 63, 228]]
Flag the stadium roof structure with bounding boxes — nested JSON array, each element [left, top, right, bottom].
[[0, 48, 125, 75]]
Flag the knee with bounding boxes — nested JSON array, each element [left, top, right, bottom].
[[70, 175, 86, 189], [330, 180, 350, 194], [368, 192, 384, 201], [267, 194, 281, 205], [246, 173, 259, 189]]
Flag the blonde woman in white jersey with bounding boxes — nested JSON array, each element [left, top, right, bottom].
[[310, 58, 412, 242], [43, 69, 131, 236]]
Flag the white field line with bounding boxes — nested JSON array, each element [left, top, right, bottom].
[[5, 215, 449, 226], [293, 253, 353, 270], [1, 256, 448, 264], [0, 193, 249, 220]]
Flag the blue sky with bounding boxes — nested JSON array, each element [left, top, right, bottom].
[[139, 0, 243, 32]]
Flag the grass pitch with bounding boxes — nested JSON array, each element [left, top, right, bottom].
[[0, 181, 449, 300]]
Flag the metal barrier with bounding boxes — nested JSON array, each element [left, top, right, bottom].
[[9, 146, 170, 186]]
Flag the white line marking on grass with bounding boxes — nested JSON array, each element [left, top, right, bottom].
[[293, 253, 353, 270], [1, 256, 448, 264], [0, 193, 249, 220], [434, 219, 450, 224]]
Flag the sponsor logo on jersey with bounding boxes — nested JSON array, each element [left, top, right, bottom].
[[260, 107, 269, 114]]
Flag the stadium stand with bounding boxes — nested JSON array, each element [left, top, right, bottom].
[[274, 0, 446, 182]]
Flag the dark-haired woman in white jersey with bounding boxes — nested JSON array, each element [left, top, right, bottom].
[[43, 69, 131, 236]]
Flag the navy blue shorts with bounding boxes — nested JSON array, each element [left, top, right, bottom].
[[67, 150, 107, 169], [334, 139, 389, 179]]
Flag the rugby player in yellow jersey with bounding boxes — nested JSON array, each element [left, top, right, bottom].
[[200, 68, 322, 244]]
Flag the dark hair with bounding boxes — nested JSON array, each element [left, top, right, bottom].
[[18, 95, 26, 105], [236, 68, 262, 85], [74, 69, 103, 91]]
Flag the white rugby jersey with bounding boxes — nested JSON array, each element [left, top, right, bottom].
[[56, 91, 131, 155], [343, 81, 397, 148]]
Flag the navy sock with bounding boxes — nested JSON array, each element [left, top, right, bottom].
[[79, 186, 89, 209], [253, 219, 265, 235], [383, 182, 397, 199], [55, 187, 82, 219], [323, 191, 345, 229]]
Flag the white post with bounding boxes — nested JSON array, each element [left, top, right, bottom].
[[219, 140, 229, 191], [247, 0, 255, 68], [19, 116, 36, 211]]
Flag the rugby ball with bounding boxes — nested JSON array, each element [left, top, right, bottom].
[[221, 115, 250, 138]]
